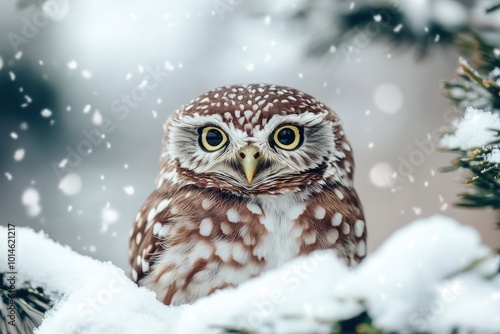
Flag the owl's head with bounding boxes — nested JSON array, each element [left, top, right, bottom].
[[159, 84, 354, 196]]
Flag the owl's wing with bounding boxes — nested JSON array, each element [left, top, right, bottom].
[[129, 191, 173, 283]]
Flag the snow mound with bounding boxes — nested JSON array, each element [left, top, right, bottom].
[[1, 215, 499, 334], [0, 227, 187, 334], [177, 215, 500, 334], [440, 106, 500, 150]]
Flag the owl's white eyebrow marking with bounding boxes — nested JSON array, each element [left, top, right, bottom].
[[357, 240, 367, 257], [342, 222, 350, 235], [355, 220, 365, 238], [332, 212, 342, 226]]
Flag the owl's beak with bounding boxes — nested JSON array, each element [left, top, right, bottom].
[[238, 145, 260, 184]]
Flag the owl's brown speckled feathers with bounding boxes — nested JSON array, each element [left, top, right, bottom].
[[129, 84, 366, 305]]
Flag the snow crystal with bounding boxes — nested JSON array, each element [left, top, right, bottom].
[[101, 206, 119, 232], [13, 148, 25, 161], [41, 109, 52, 118], [246, 63, 255, 71], [5, 172, 12, 181], [373, 83, 403, 114], [82, 69, 92, 79], [9, 71, 15, 81], [369, 162, 394, 188], [123, 186, 135, 195], [486, 148, 500, 164], [440, 107, 500, 150], [0, 55, 3, 70], [83, 104, 91, 113], [14, 51, 23, 60], [92, 110, 103, 125], [67, 60, 78, 69], [21, 187, 41, 217], [58, 173, 82, 196], [10, 132, 18, 139]]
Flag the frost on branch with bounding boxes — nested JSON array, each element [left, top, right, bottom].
[[440, 57, 500, 221], [1, 216, 499, 334]]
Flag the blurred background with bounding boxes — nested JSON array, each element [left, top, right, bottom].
[[1, 0, 499, 270]]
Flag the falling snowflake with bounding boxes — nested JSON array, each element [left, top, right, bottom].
[[41, 109, 52, 118], [14, 148, 25, 161], [59, 173, 82, 196]]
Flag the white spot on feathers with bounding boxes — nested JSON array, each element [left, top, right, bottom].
[[357, 240, 366, 257], [314, 206, 326, 219], [246, 203, 262, 215], [332, 213, 342, 226], [202, 199, 213, 210], [199, 218, 213, 236], [355, 220, 365, 238], [227, 208, 241, 223]]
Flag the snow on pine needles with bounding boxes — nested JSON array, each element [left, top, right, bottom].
[[1, 215, 499, 334]]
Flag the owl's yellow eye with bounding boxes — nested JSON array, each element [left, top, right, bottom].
[[199, 126, 228, 152], [272, 125, 303, 151]]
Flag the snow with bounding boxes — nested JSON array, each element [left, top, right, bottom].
[[13, 148, 25, 161], [440, 107, 500, 150], [21, 187, 41, 217], [0, 55, 3, 70], [41, 109, 52, 118], [373, 83, 403, 114], [0, 226, 187, 334], [92, 110, 103, 125], [1, 216, 498, 333], [82, 69, 92, 79], [67, 60, 78, 69], [123, 185, 135, 195], [486, 148, 500, 163], [58, 173, 82, 196], [369, 162, 395, 188]]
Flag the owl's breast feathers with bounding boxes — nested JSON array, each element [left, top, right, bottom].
[[129, 185, 365, 305]]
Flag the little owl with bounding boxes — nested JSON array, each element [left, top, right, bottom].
[[129, 84, 366, 305]]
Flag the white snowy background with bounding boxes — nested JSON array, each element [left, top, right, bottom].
[[0, 0, 500, 271]]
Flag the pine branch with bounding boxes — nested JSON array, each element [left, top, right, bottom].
[[0, 272, 53, 334], [486, 2, 500, 13]]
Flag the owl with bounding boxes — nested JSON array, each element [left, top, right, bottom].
[[129, 84, 366, 305]]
